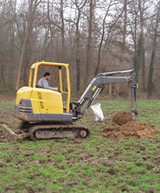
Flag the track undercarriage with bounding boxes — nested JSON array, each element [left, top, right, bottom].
[[20, 122, 90, 140]]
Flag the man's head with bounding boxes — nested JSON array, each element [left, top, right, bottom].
[[44, 72, 51, 81]]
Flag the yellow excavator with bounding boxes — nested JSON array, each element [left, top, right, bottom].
[[14, 61, 137, 140]]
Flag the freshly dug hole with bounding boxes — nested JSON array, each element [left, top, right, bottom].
[[112, 111, 133, 126], [103, 121, 157, 139]]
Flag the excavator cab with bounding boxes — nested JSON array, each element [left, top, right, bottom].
[[15, 62, 72, 123]]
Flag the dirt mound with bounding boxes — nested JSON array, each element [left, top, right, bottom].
[[103, 121, 157, 139], [112, 111, 133, 126]]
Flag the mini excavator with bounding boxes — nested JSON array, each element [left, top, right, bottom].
[[13, 62, 137, 140]]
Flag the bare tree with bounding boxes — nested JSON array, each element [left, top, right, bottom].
[[147, 1, 160, 97], [0, 0, 160, 98], [119, 0, 127, 66], [139, 0, 146, 91], [84, 0, 96, 86], [94, 0, 113, 75], [16, 0, 42, 90], [129, 0, 146, 86], [71, 0, 87, 93], [0, 0, 17, 89], [60, 0, 65, 61]]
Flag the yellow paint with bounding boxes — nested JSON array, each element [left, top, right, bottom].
[[92, 86, 97, 91], [33, 65, 38, 88], [16, 87, 63, 114], [66, 66, 70, 113], [16, 61, 71, 116], [30, 88, 63, 114], [28, 68, 33, 87], [59, 68, 63, 93], [16, 87, 33, 105]]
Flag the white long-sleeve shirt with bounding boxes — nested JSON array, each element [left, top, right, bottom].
[[37, 77, 56, 91]]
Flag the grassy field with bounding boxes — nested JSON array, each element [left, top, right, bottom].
[[0, 100, 160, 193]]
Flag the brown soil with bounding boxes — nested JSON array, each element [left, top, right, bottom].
[[103, 121, 157, 139], [112, 111, 133, 126], [0, 109, 19, 143], [0, 130, 13, 142]]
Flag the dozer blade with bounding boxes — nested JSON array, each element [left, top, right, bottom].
[[28, 124, 90, 141]]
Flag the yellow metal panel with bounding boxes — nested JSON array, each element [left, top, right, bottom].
[[33, 65, 38, 88], [29, 68, 33, 87], [30, 88, 63, 114], [92, 86, 97, 91], [59, 68, 63, 92], [16, 87, 33, 105], [31, 61, 69, 69], [66, 66, 70, 113]]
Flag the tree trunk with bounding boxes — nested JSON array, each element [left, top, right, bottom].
[[0, 65, 6, 88], [75, 13, 81, 94], [16, 22, 32, 90], [147, 2, 160, 98], [60, 0, 65, 62], [120, 0, 127, 66], [141, 49, 146, 91], [84, 0, 94, 87], [73, 0, 87, 94], [16, 0, 41, 90], [95, 1, 113, 75], [133, 32, 144, 83], [139, 0, 146, 92]]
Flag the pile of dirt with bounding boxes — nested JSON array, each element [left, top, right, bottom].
[[112, 111, 133, 126], [103, 121, 157, 139]]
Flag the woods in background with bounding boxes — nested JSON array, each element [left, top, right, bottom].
[[0, 0, 160, 98]]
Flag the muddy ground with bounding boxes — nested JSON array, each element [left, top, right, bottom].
[[0, 107, 20, 142], [0, 101, 160, 192], [0, 108, 158, 142], [103, 111, 158, 139]]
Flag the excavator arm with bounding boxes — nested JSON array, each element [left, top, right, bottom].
[[71, 69, 137, 120]]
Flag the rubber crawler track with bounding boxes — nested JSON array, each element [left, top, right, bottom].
[[28, 124, 90, 140]]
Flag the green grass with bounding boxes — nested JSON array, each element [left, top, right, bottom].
[[0, 100, 160, 193], [0, 103, 14, 109]]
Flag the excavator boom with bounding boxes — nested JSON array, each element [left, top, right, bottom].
[[71, 69, 137, 120]]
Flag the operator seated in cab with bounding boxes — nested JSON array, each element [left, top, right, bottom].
[[37, 72, 58, 91]]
